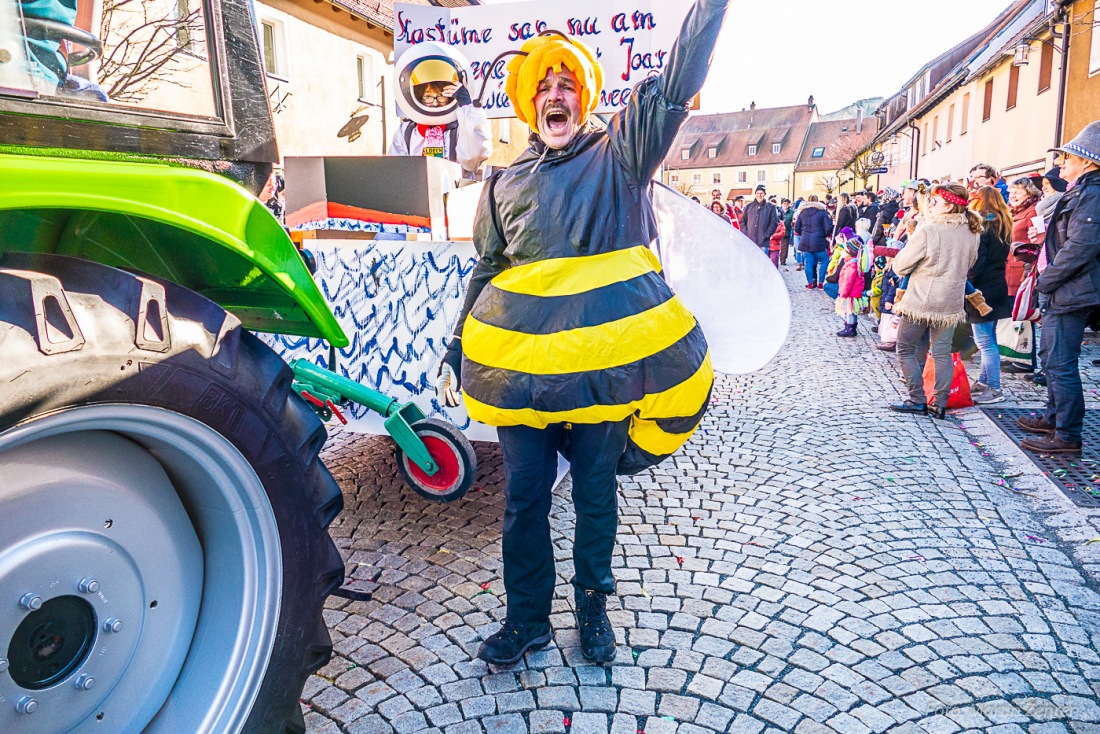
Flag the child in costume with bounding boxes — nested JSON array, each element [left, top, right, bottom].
[[835, 238, 867, 337]]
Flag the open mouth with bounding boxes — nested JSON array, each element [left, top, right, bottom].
[[543, 110, 571, 133]]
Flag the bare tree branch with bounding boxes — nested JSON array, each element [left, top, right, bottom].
[[98, 0, 205, 104]]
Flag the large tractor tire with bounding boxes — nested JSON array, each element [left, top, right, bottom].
[[0, 253, 344, 733]]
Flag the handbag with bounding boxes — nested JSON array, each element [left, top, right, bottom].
[[996, 319, 1033, 366], [1012, 269, 1041, 322]]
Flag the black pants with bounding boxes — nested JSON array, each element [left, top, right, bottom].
[[497, 420, 630, 624]]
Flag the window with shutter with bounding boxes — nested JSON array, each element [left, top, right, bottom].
[[1038, 41, 1054, 93], [983, 79, 993, 121], [1007, 65, 1020, 110]]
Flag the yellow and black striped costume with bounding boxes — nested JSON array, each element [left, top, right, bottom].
[[462, 243, 713, 475]]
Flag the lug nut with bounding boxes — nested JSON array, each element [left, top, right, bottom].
[[74, 674, 95, 691], [103, 617, 123, 633], [19, 593, 42, 611], [0, 658, 8, 673], [78, 578, 100, 594], [16, 696, 37, 714]]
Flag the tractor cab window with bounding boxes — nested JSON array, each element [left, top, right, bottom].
[[2, 0, 218, 119]]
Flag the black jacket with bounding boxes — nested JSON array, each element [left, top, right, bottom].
[[967, 227, 1013, 323], [1038, 169, 1100, 315], [858, 203, 880, 228], [742, 199, 779, 248], [833, 204, 856, 237], [794, 202, 832, 253], [873, 200, 900, 247]]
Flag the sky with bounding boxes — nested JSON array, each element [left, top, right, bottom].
[[476, 0, 1014, 116]]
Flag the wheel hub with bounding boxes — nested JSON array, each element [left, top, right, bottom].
[[9, 596, 97, 690], [0, 431, 201, 733]]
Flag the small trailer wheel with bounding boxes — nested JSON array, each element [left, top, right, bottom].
[[396, 418, 477, 502]]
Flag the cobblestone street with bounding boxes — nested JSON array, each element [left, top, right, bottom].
[[305, 267, 1100, 734]]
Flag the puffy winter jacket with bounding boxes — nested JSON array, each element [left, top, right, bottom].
[[454, 0, 728, 474], [1038, 169, 1100, 315], [794, 202, 833, 252]]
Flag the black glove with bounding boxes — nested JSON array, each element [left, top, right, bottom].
[[451, 84, 472, 108]]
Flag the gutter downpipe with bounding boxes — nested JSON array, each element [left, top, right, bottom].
[[908, 119, 921, 179], [1053, 6, 1071, 147]]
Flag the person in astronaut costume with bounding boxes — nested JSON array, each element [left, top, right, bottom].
[[389, 42, 493, 180], [435, 0, 729, 667]]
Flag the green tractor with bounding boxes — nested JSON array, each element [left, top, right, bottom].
[[0, 1, 474, 731]]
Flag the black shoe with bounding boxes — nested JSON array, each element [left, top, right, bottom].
[[1002, 363, 1033, 374], [576, 590, 616, 664], [477, 620, 552, 666], [1021, 435, 1082, 454], [1094, 359, 1100, 367], [876, 342, 896, 352], [928, 404, 947, 419], [1024, 372, 1048, 386], [889, 401, 927, 415], [872, 324, 879, 334], [1017, 414, 1055, 435]]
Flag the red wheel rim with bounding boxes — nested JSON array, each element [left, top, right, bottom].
[[407, 436, 463, 493]]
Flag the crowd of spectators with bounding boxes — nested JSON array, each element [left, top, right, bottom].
[[697, 122, 1100, 453]]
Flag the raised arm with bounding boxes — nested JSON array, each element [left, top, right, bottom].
[[607, 0, 730, 182]]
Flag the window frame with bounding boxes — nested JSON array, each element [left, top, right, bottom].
[[737, 171, 747, 184], [356, 54, 376, 103], [712, 172, 722, 185], [260, 17, 289, 82], [748, 144, 758, 156], [772, 143, 781, 155], [0, 0, 277, 166], [811, 147, 825, 158], [982, 78, 994, 121]]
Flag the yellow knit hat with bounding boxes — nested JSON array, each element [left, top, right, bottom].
[[505, 33, 604, 134]]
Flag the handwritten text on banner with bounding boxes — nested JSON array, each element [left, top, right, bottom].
[[393, 0, 692, 120]]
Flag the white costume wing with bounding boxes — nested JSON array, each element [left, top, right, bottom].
[[653, 183, 791, 376]]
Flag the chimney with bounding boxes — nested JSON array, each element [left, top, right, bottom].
[[749, 101, 755, 129], [808, 95, 815, 110], [857, 107, 864, 134]]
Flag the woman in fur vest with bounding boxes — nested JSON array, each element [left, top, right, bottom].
[[888, 183, 982, 419]]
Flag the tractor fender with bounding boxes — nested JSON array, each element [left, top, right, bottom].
[[0, 152, 348, 347]]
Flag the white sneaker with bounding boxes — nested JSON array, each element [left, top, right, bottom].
[[973, 387, 1005, 405]]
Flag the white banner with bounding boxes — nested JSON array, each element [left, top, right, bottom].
[[394, 0, 692, 119]]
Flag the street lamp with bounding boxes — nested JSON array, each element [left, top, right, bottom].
[[1013, 39, 1032, 67]]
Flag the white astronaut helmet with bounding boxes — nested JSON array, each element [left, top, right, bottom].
[[394, 42, 472, 126]]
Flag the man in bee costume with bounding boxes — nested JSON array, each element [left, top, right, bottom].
[[436, 0, 728, 666]]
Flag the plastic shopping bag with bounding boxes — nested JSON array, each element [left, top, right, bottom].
[[923, 353, 973, 410], [878, 314, 900, 344]]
